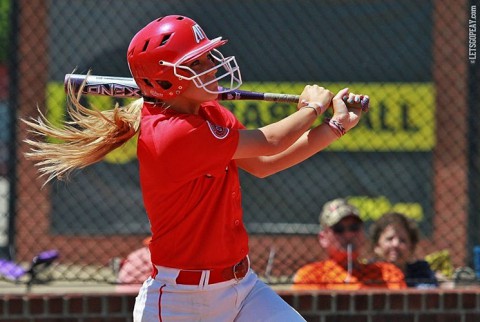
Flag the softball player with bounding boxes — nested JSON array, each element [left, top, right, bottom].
[[24, 15, 368, 321]]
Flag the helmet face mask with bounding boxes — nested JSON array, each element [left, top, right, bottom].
[[160, 48, 242, 94], [127, 15, 242, 100]]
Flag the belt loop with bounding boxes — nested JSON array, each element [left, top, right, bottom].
[[201, 270, 210, 287]]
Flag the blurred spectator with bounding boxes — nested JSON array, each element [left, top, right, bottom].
[[293, 199, 405, 289], [369, 212, 438, 288]]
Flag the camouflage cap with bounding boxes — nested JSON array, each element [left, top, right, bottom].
[[319, 198, 361, 228]]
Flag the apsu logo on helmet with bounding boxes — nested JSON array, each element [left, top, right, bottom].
[[192, 24, 206, 43]]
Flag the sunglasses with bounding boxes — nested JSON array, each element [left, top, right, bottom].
[[331, 222, 362, 234]]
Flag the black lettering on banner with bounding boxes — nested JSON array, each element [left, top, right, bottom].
[[401, 102, 419, 132], [360, 111, 374, 130], [379, 102, 394, 131]]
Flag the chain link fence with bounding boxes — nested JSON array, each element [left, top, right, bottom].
[[0, 0, 478, 287]]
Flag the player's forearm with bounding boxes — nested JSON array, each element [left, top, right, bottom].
[[237, 122, 339, 177], [234, 107, 318, 159]]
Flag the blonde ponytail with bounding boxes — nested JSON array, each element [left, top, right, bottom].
[[23, 79, 143, 183]]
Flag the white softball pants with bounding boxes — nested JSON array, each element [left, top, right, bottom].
[[133, 266, 305, 322]]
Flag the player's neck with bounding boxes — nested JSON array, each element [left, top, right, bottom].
[[164, 97, 201, 115]]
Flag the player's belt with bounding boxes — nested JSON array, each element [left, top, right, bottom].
[[175, 256, 250, 285]]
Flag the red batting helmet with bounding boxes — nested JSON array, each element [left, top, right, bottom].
[[127, 15, 242, 100]]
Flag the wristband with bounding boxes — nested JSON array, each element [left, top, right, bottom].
[[324, 118, 346, 137], [302, 104, 319, 116], [303, 103, 325, 116]]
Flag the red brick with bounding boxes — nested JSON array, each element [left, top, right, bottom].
[[442, 292, 458, 309], [105, 318, 133, 322], [372, 293, 387, 310], [372, 313, 415, 322], [424, 292, 440, 310], [297, 294, 314, 311], [86, 296, 103, 313], [106, 295, 124, 313], [66, 296, 84, 314], [353, 293, 369, 311], [388, 293, 405, 311], [108, 318, 132, 322], [460, 292, 478, 309], [335, 293, 350, 311], [316, 293, 332, 311], [465, 312, 480, 322], [34, 319, 77, 322], [327, 315, 368, 322], [418, 313, 463, 322], [407, 292, 423, 310], [2, 287, 480, 322], [8, 297, 23, 315], [28, 296, 45, 315], [46, 296, 63, 314]]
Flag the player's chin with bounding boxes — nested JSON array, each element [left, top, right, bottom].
[[204, 83, 219, 100], [202, 90, 218, 101]]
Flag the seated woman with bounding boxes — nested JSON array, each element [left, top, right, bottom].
[[369, 212, 438, 288]]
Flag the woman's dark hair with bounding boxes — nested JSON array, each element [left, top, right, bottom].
[[369, 212, 420, 251]]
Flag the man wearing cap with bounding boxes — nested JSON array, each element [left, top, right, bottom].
[[293, 198, 406, 289]]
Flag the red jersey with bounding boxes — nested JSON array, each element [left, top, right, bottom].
[[137, 101, 247, 270]]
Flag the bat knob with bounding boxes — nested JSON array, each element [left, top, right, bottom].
[[360, 97, 370, 113], [341, 95, 369, 113]]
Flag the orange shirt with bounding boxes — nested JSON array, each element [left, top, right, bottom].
[[293, 259, 406, 290]]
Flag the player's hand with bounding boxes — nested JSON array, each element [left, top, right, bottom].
[[297, 85, 334, 115], [331, 88, 368, 132]]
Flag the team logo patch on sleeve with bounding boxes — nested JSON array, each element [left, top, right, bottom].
[[207, 121, 229, 139]]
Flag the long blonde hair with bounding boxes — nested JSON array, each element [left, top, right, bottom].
[[23, 78, 143, 183]]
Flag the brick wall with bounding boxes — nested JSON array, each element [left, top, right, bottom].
[[1, 288, 479, 322]]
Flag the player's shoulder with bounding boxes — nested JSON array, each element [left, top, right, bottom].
[[201, 100, 242, 128], [202, 100, 235, 116]]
